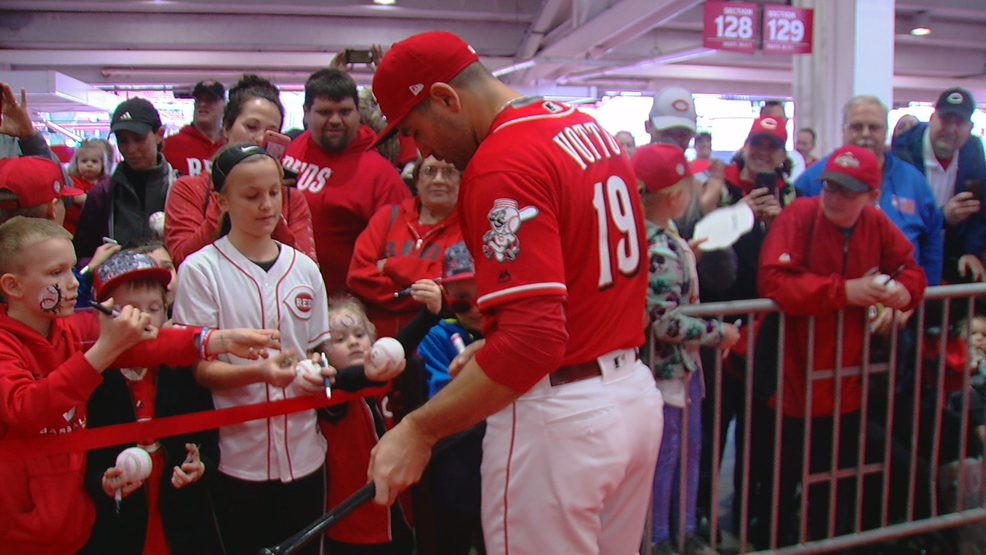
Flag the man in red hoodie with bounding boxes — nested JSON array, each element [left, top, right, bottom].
[[283, 68, 410, 296], [162, 80, 225, 176]]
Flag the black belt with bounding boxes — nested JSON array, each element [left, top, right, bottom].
[[549, 360, 603, 387]]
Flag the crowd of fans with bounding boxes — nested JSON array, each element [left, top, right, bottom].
[[0, 41, 984, 555]]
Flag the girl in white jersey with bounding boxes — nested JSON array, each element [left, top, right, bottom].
[[172, 143, 332, 555]]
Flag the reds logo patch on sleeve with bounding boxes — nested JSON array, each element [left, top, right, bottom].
[[285, 285, 316, 320], [482, 198, 539, 262]]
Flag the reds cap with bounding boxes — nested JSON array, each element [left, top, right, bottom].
[[442, 241, 475, 284], [93, 250, 173, 302], [649, 87, 697, 132], [747, 117, 787, 148], [110, 98, 162, 135], [816, 145, 881, 193], [370, 31, 480, 149], [0, 157, 84, 209], [935, 87, 976, 121], [631, 143, 696, 194], [193, 79, 226, 100]]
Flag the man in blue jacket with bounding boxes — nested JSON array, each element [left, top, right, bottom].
[[892, 87, 986, 284], [796, 95, 942, 288]]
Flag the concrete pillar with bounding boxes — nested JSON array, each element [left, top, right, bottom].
[[792, 0, 896, 154]]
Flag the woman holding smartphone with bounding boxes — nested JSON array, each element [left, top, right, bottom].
[[164, 74, 317, 267]]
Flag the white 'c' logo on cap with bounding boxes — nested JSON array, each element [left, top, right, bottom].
[[834, 152, 860, 168], [409, 84, 424, 96], [52, 180, 61, 194], [675, 163, 684, 176], [948, 92, 964, 104], [761, 118, 778, 130]]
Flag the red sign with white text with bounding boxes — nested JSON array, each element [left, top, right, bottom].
[[703, 1, 758, 54], [762, 6, 813, 55]]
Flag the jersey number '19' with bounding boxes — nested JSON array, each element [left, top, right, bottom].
[[592, 176, 640, 289]]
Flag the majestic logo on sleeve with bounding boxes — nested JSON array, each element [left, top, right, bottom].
[[482, 198, 539, 262], [285, 285, 316, 320]]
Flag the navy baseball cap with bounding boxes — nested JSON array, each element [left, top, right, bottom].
[[935, 87, 976, 121]]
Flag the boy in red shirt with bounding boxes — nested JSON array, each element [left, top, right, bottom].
[[0, 217, 277, 554]]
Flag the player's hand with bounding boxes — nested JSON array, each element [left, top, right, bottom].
[[448, 338, 485, 379], [370, 44, 385, 66], [364, 351, 405, 382], [0, 83, 35, 139], [943, 192, 980, 226], [958, 254, 986, 282], [171, 443, 205, 488], [368, 417, 435, 506], [845, 277, 894, 307], [719, 323, 741, 351], [207, 328, 280, 359], [101, 466, 144, 499], [87, 243, 122, 273], [259, 349, 300, 388], [411, 279, 442, 315]]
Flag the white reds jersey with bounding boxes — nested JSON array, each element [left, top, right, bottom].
[[173, 237, 330, 482]]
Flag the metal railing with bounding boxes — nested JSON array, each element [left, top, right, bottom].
[[646, 283, 986, 554]]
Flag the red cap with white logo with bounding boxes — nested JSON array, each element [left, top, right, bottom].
[[817, 145, 881, 192], [746, 117, 787, 148], [631, 143, 696, 194], [369, 31, 480, 149]]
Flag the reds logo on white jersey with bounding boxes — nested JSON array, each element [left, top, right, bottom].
[[482, 198, 539, 262], [286, 285, 316, 320]]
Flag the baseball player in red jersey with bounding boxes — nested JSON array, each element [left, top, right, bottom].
[[367, 32, 664, 554]]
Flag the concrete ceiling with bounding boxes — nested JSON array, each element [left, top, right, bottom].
[[1, 0, 985, 113]]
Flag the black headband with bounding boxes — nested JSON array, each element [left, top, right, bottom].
[[211, 144, 274, 192]]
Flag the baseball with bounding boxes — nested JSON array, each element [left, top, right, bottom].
[[872, 274, 898, 291], [148, 211, 165, 237], [116, 447, 152, 483], [296, 359, 322, 378], [371, 337, 405, 365]]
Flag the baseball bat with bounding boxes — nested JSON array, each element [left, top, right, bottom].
[[258, 425, 478, 555]]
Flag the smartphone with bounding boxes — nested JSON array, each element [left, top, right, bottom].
[[263, 130, 291, 161], [345, 49, 374, 64], [965, 179, 982, 201], [755, 172, 776, 195]]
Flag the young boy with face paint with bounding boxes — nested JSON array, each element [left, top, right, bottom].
[[0, 216, 278, 555]]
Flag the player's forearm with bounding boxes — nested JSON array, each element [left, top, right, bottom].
[[403, 358, 521, 447], [192, 359, 265, 390]]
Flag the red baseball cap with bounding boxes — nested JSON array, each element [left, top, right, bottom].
[[0, 157, 84, 210], [817, 145, 881, 193], [369, 31, 480, 149], [747, 117, 787, 148], [631, 143, 696, 194]]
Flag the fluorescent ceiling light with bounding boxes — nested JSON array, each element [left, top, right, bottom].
[[910, 11, 931, 36], [373, 0, 396, 5]]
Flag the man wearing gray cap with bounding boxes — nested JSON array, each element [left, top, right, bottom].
[[646, 86, 697, 150]]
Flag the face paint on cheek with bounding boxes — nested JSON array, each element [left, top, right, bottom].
[[39, 284, 63, 313]]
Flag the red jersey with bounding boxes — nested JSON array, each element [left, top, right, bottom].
[[162, 125, 223, 176], [460, 99, 647, 388], [283, 126, 410, 296]]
